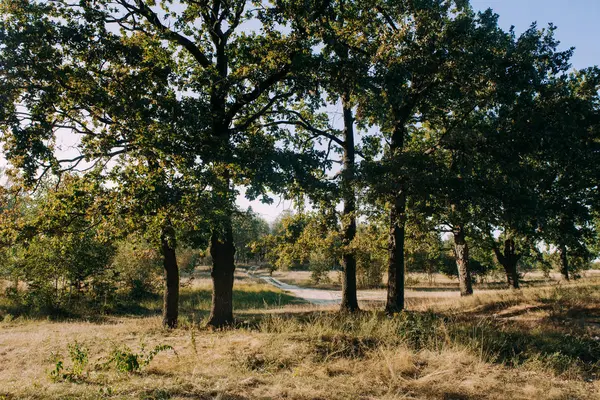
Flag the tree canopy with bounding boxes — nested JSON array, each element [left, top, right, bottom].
[[0, 0, 599, 326]]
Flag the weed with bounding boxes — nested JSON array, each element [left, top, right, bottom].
[[48, 341, 89, 382], [107, 343, 174, 373]]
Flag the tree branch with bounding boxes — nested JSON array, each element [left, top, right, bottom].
[[118, 0, 212, 68]]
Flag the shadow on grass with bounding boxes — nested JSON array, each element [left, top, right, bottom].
[[0, 286, 304, 323], [236, 303, 600, 379]]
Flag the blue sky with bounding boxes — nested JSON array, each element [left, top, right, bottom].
[[243, 0, 600, 221], [471, 0, 599, 70]]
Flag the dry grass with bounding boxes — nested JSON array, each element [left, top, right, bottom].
[[272, 269, 600, 291], [1, 282, 599, 399]]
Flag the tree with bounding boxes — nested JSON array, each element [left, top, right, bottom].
[[0, 0, 214, 326], [232, 207, 270, 264], [0, 0, 325, 327], [480, 26, 595, 288], [111, 157, 212, 328], [532, 68, 600, 280], [422, 20, 584, 293], [0, 174, 115, 313], [361, 1, 515, 309]]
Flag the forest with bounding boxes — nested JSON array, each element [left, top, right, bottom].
[[0, 0, 599, 399]]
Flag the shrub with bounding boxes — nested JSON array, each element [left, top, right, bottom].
[[107, 344, 174, 373], [111, 236, 162, 299], [48, 341, 89, 382]]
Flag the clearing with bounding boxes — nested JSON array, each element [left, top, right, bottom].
[[1, 273, 599, 399]]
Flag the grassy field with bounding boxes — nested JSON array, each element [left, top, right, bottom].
[[1, 279, 599, 399], [271, 269, 600, 291]]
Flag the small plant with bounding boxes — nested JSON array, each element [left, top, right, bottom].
[[48, 341, 89, 382], [68, 341, 89, 376], [48, 360, 64, 382], [107, 343, 174, 373], [99, 386, 114, 397]]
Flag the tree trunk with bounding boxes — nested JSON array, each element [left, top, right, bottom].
[[386, 193, 406, 313], [492, 238, 520, 289], [207, 218, 236, 327], [509, 260, 519, 289], [340, 95, 359, 313], [161, 224, 179, 329], [386, 115, 406, 314], [559, 243, 570, 281], [453, 226, 473, 296]]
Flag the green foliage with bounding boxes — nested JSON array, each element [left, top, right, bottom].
[[0, 0, 599, 323], [258, 211, 342, 284], [232, 207, 270, 264], [107, 344, 174, 373], [111, 236, 162, 299], [352, 221, 387, 288], [48, 341, 89, 382], [257, 211, 309, 271]]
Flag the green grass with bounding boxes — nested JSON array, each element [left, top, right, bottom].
[[0, 282, 304, 322]]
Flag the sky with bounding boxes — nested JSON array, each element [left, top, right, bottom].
[[240, 0, 600, 222]]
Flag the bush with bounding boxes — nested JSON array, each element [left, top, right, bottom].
[[107, 344, 174, 373], [4, 230, 115, 314], [309, 250, 333, 284], [111, 236, 162, 299], [48, 341, 89, 382], [177, 247, 202, 276], [353, 223, 386, 289]]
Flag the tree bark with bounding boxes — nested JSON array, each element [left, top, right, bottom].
[[492, 238, 520, 289], [559, 243, 570, 281], [386, 194, 406, 313], [161, 223, 179, 329], [207, 218, 236, 327], [340, 95, 359, 313], [385, 113, 407, 314], [206, 35, 236, 327], [453, 226, 473, 296]]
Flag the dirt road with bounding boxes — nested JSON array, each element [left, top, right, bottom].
[[248, 267, 464, 305]]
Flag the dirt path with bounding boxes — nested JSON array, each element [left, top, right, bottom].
[[249, 270, 342, 304], [247, 267, 465, 305]]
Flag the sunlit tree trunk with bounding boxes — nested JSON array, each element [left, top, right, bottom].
[[453, 226, 473, 296]]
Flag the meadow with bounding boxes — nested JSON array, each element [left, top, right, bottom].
[[1, 275, 599, 400]]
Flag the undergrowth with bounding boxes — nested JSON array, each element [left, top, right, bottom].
[[255, 285, 600, 380]]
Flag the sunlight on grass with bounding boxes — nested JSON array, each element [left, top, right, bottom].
[[1, 282, 599, 399]]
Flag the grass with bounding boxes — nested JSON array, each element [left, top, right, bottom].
[[0, 281, 304, 322], [272, 269, 600, 291], [0, 282, 599, 399], [113, 282, 305, 321]]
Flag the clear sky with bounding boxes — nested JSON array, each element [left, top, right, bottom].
[[241, 0, 600, 222], [470, 0, 599, 70]]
